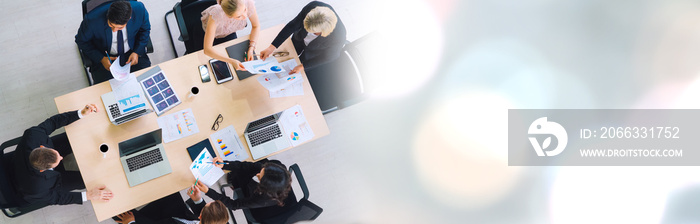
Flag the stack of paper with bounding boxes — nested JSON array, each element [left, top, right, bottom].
[[256, 59, 304, 98], [280, 105, 314, 147]]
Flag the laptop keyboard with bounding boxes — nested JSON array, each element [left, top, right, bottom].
[[249, 124, 282, 147], [108, 103, 121, 118], [126, 148, 163, 172], [115, 109, 148, 124]]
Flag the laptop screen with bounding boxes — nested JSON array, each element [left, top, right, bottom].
[[119, 129, 162, 157]]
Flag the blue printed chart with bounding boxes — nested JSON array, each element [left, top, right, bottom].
[[109, 74, 148, 114], [189, 149, 224, 186], [241, 56, 286, 74]]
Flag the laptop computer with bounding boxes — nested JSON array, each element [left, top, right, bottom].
[[101, 91, 152, 125], [225, 40, 256, 80], [118, 129, 172, 187], [244, 112, 291, 160]]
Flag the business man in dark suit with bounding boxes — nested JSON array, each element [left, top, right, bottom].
[[12, 104, 113, 207], [259, 1, 346, 74], [114, 186, 229, 224], [75, 0, 151, 84]]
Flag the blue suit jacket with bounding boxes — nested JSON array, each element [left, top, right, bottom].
[[75, 1, 150, 64]]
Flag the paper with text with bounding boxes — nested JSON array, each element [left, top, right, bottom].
[[280, 105, 314, 147], [210, 125, 249, 161], [157, 108, 200, 143], [109, 74, 147, 114], [189, 149, 225, 186], [109, 55, 131, 80]]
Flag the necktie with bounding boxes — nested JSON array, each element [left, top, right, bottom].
[[117, 30, 124, 65]]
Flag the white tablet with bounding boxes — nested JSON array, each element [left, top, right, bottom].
[[209, 59, 234, 84]]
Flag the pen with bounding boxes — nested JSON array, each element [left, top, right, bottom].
[[207, 161, 229, 165], [190, 177, 199, 194], [105, 51, 111, 61]]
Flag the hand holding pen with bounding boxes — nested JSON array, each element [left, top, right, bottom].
[[80, 104, 98, 117], [209, 157, 227, 168]]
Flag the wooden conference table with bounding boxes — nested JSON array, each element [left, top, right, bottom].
[[54, 24, 329, 221]]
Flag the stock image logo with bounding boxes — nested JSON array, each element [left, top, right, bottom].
[[528, 117, 568, 156]]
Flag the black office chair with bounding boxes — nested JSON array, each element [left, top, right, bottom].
[[305, 32, 377, 114], [220, 164, 323, 224], [0, 137, 46, 218], [78, 0, 155, 86], [165, 0, 217, 57]]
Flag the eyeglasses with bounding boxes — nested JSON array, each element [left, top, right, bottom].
[[272, 51, 289, 57], [211, 114, 224, 131]]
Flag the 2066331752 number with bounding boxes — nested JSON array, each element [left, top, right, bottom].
[[599, 127, 680, 139]]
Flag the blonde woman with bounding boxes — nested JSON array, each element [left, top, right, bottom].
[[201, 0, 260, 70], [260, 1, 346, 74]]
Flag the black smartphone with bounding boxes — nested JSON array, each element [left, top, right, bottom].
[[199, 64, 211, 83]]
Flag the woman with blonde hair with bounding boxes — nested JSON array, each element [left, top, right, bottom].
[[199, 0, 260, 70], [260, 1, 346, 74]]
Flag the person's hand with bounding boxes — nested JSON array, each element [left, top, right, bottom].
[[212, 157, 224, 169], [80, 104, 98, 116], [246, 47, 255, 61], [290, 64, 304, 74], [195, 180, 209, 193], [259, 45, 276, 61], [115, 211, 135, 224], [126, 52, 139, 65], [228, 59, 246, 71], [87, 185, 113, 202], [101, 56, 112, 71], [187, 185, 202, 202]]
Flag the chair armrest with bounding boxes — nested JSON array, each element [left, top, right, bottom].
[[289, 164, 309, 201], [146, 39, 154, 53], [173, 2, 189, 42], [0, 137, 21, 154], [78, 49, 93, 68]]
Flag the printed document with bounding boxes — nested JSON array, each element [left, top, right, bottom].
[[109, 55, 131, 81], [280, 105, 314, 147], [189, 149, 225, 186], [242, 56, 285, 74], [210, 125, 249, 161], [157, 108, 200, 143], [109, 74, 147, 114]]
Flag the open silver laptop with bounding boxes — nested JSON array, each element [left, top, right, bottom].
[[101, 91, 152, 125], [118, 129, 172, 187], [244, 112, 291, 160]]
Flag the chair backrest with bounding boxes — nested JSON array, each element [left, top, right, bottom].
[[252, 164, 323, 224], [174, 0, 217, 54], [0, 137, 23, 217]]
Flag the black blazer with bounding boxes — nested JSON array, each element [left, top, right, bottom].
[[75, 1, 151, 64], [270, 1, 347, 71], [12, 111, 83, 206], [206, 161, 296, 220], [133, 198, 207, 224]]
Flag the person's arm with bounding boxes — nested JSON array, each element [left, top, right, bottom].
[[203, 16, 245, 70], [186, 186, 207, 217], [132, 2, 151, 56], [75, 18, 109, 68], [298, 28, 346, 71], [202, 184, 278, 210], [245, 2, 261, 61], [221, 161, 262, 175]]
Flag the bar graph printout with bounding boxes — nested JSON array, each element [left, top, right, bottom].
[[157, 108, 200, 143]]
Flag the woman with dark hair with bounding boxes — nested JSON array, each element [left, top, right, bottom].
[[194, 158, 295, 220]]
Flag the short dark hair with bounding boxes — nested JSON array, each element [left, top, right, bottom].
[[29, 147, 57, 170], [200, 200, 229, 224], [107, 1, 132, 25], [256, 163, 292, 206]]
